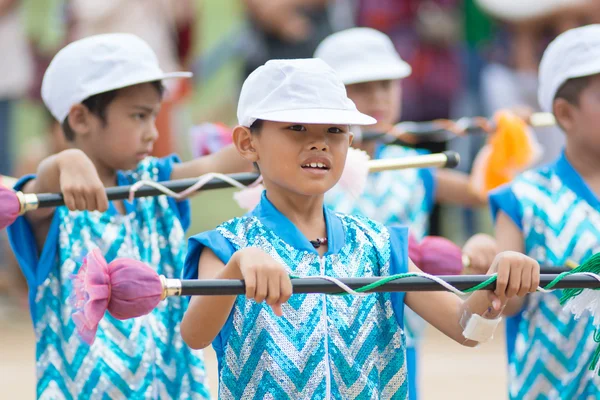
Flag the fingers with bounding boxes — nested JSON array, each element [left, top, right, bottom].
[[85, 188, 98, 212], [254, 267, 268, 304], [492, 252, 540, 301], [239, 249, 293, 316], [74, 193, 87, 211], [487, 292, 503, 314], [517, 263, 532, 297], [493, 256, 510, 302], [265, 272, 281, 307], [271, 303, 284, 317], [505, 259, 522, 299], [244, 266, 257, 301], [62, 181, 107, 212], [530, 261, 540, 292], [96, 189, 109, 212], [280, 274, 293, 304], [63, 191, 76, 211]]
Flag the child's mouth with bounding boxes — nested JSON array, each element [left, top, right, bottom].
[[301, 162, 330, 174]]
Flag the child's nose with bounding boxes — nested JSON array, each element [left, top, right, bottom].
[[145, 123, 159, 142]]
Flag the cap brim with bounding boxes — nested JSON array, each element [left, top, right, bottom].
[[254, 108, 377, 126], [541, 62, 600, 112], [340, 63, 412, 85], [85, 70, 193, 98]]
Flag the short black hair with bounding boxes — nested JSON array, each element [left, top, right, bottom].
[[249, 118, 263, 133], [554, 75, 592, 108], [61, 81, 164, 141]]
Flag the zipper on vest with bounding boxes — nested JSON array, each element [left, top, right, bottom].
[[320, 256, 331, 399]]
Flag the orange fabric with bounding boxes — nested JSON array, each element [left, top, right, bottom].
[[470, 110, 542, 195]]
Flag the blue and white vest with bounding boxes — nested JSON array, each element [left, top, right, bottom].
[[490, 152, 600, 399], [8, 156, 209, 400], [186, 194, 410, 399]]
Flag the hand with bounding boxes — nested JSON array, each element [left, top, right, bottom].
[[57, 149, 108, 212], [235, 248, 293, 316], [462, 234, 498, 275], [486, 251, 540, 313]]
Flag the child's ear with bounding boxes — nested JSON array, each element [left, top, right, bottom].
[[67, 104, 93, 138], [232, 126, 259, 162], [348, 131, 354, 147], [553, 98, 576, 134]]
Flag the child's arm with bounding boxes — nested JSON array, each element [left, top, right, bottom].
[[435, 169, 487, 207], [170, 144, 254, 180], [181, 247, 292, 350], [405, 250, 538, 346]]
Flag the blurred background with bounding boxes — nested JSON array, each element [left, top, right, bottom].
[[1, 0, 598, 398]]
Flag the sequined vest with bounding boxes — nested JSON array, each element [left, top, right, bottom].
[[33, 158, 209, 400], [508, 167, 600, 399], [214, 214, 408, 399]]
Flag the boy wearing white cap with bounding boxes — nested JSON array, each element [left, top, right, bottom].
[[315, 27, 499, 399], [489, 24, 600, 398], [181, 58, 539, 399], [6, 33, 252, 399]]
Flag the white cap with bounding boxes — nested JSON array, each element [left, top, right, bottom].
[[42, 33, 192, 123], [538, 24, 600, 113], [237, 58, 376, 127], [314, 27, 411, 85], [475, 0, 587, 22]]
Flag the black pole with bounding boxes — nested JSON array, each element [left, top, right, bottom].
[[34, 172, 261, 208], [178, 274, 596, 296], [540, 267, 571, 274], [30, 152, 459, 209]]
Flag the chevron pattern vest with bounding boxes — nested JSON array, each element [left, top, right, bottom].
[[34, 158, 209, 399], [214, 214, 408, 399], [508, 167, 600, 399]]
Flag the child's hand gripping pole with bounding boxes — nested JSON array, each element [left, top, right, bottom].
[[233, 149, 461, 211], [72, 249, 600, 345]]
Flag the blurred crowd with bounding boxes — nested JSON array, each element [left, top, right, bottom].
[[1, 0, 600, 302]]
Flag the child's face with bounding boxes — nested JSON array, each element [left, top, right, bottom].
[[84, 83, 161, 171], [346, 80, 401, 131], [250, 121, 352, 197], [566, 75, 600, 152]]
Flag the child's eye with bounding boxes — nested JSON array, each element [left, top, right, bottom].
[[287, 125, 306, 132], [328, 127, 346, 134], [133, 113, 148, 120]]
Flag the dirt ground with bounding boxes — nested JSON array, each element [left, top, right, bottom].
[[0, 298, 508, 399]]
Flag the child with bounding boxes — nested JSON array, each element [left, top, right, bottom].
[[489, 25, 600, 398], [315, 27, 499, 399], [180, 58, 540, 399], [7, 33, 252, 399]]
